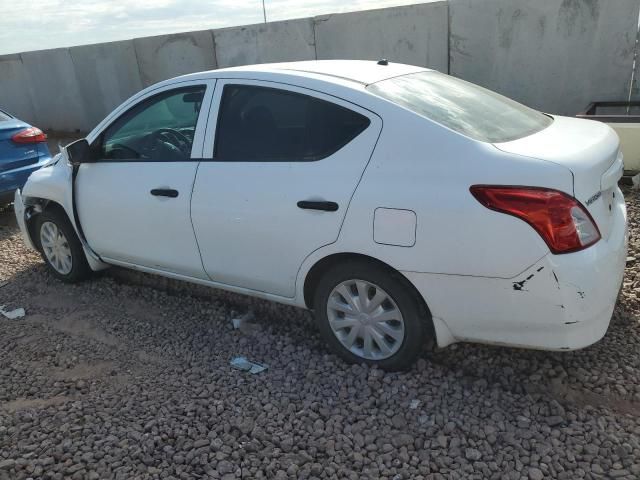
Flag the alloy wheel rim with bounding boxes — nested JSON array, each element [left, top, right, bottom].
[[40, 221, 73, 275], [327, 279, 405, 360]]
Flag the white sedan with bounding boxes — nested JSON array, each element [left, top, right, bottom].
[[14, 60, 627, 370]]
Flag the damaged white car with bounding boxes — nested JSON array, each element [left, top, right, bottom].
[[14, 60, 627, 370]]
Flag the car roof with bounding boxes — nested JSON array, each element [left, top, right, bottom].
[[210, 60, 430, 86]]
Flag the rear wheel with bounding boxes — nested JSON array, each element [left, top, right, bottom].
[[35, 208, 91, 283], [313, 261, 432, 371]]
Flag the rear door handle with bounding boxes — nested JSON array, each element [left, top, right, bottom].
[[150, 188, 179, 198], [297, 200, 339, 212]]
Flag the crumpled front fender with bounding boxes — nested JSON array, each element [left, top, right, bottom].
[[13, 188, 36, 250], [15, 154, 109, 272]]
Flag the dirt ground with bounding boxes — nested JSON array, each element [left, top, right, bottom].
[[0, 189, 640, 479]]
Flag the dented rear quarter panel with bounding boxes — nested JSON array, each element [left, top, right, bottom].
[[403, 185, 627, 349]]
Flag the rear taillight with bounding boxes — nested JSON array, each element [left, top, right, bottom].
[[470, 185, 601, 254], [11, 127, 47, 144]]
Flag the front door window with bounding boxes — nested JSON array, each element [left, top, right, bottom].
[[100, 86, 205, 161]]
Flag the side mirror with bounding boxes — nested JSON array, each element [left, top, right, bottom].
[[66, 139, 91, 166]]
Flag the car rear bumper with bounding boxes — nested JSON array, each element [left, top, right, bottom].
[[403, 188, 628, 350]]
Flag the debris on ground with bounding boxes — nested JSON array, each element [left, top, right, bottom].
[[230, 356, 268, 374], [632, 173, 640, 190], [409, 399, 421, 409], [0, 281, 8, 289], [231, 310, 261, 335], [231, 310, 254, 329], [0, 305, 25, 319]]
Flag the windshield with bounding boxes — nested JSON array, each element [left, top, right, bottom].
[[367, 71, 552, 143]]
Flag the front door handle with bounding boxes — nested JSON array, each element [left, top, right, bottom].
[[297, 200, 339, 212], [150, 188, 179, 198]]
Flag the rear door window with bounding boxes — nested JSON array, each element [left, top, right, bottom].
[[367, 71, 552, 143], [214, 85, 370, 161]]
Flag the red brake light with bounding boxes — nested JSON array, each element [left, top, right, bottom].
[[470, 185, 601, 254], [11, 127, 47, 144]]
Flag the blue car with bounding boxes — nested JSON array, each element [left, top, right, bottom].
[[0, 108, 52, 206]]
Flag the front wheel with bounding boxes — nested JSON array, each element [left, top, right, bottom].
[[35, 208, 91, 283], [313, 261, 432, 371]]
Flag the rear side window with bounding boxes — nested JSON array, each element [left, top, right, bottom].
[[215, 85, 370, 161], [367, 72, 552, 143]]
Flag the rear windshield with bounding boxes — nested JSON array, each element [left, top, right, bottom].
[[367, 72, 552, 143], [0, 110, 12, 122]]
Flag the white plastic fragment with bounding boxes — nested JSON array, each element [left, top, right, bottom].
[[230, 356, 268, 374], [409, 399, 421, 410], [231, 310, 261, 335], [231, 310, 255, 329], [632, 173, 640, 190], [0, 305, 26, 319]]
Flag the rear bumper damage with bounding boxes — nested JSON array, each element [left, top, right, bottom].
[[404, 188, 628, 350]]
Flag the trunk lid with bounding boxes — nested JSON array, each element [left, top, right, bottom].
[[0, 119, 41, 173], [494, 115, 622, 240]]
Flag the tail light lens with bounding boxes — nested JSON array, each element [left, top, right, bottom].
[[470, 185, 601, 254], [11, 127, 47, 144]]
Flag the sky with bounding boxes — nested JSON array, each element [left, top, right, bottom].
[[0, 0, 425, 55]]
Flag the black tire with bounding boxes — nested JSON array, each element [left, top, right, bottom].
[[313, 260, 432, 371], [34, 207, 91, 283]]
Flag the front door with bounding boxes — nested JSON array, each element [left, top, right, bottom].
[[76, 81, 213, 278], [191, 80, 382, 297]]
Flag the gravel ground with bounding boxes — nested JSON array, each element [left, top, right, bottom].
[[1, 190, 640, 480]]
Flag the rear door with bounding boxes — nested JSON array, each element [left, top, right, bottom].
[[191, 79, 382, 297]]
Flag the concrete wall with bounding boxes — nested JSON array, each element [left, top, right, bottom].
[[315, 3, 448, 72], [133, 30, 217, 87], [449, 0, 640, 115], [214, 19, 316, 68], [0, 1, 639, 131], [69, 40, 143, 128], [633, 47, 640, 102], [0, 55, 37, 125], [20, 49, 88, 131]]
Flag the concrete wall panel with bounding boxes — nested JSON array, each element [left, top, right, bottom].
[[134, 30, 217, 87], [632, 37, 640, 102], [0, 54, 37, 124], [314, 3, 449, 72], [20, 49, 88, 131], [70, 40, 144, 129], [214, 18, 316, 68], [449, 0, 640, 115]]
